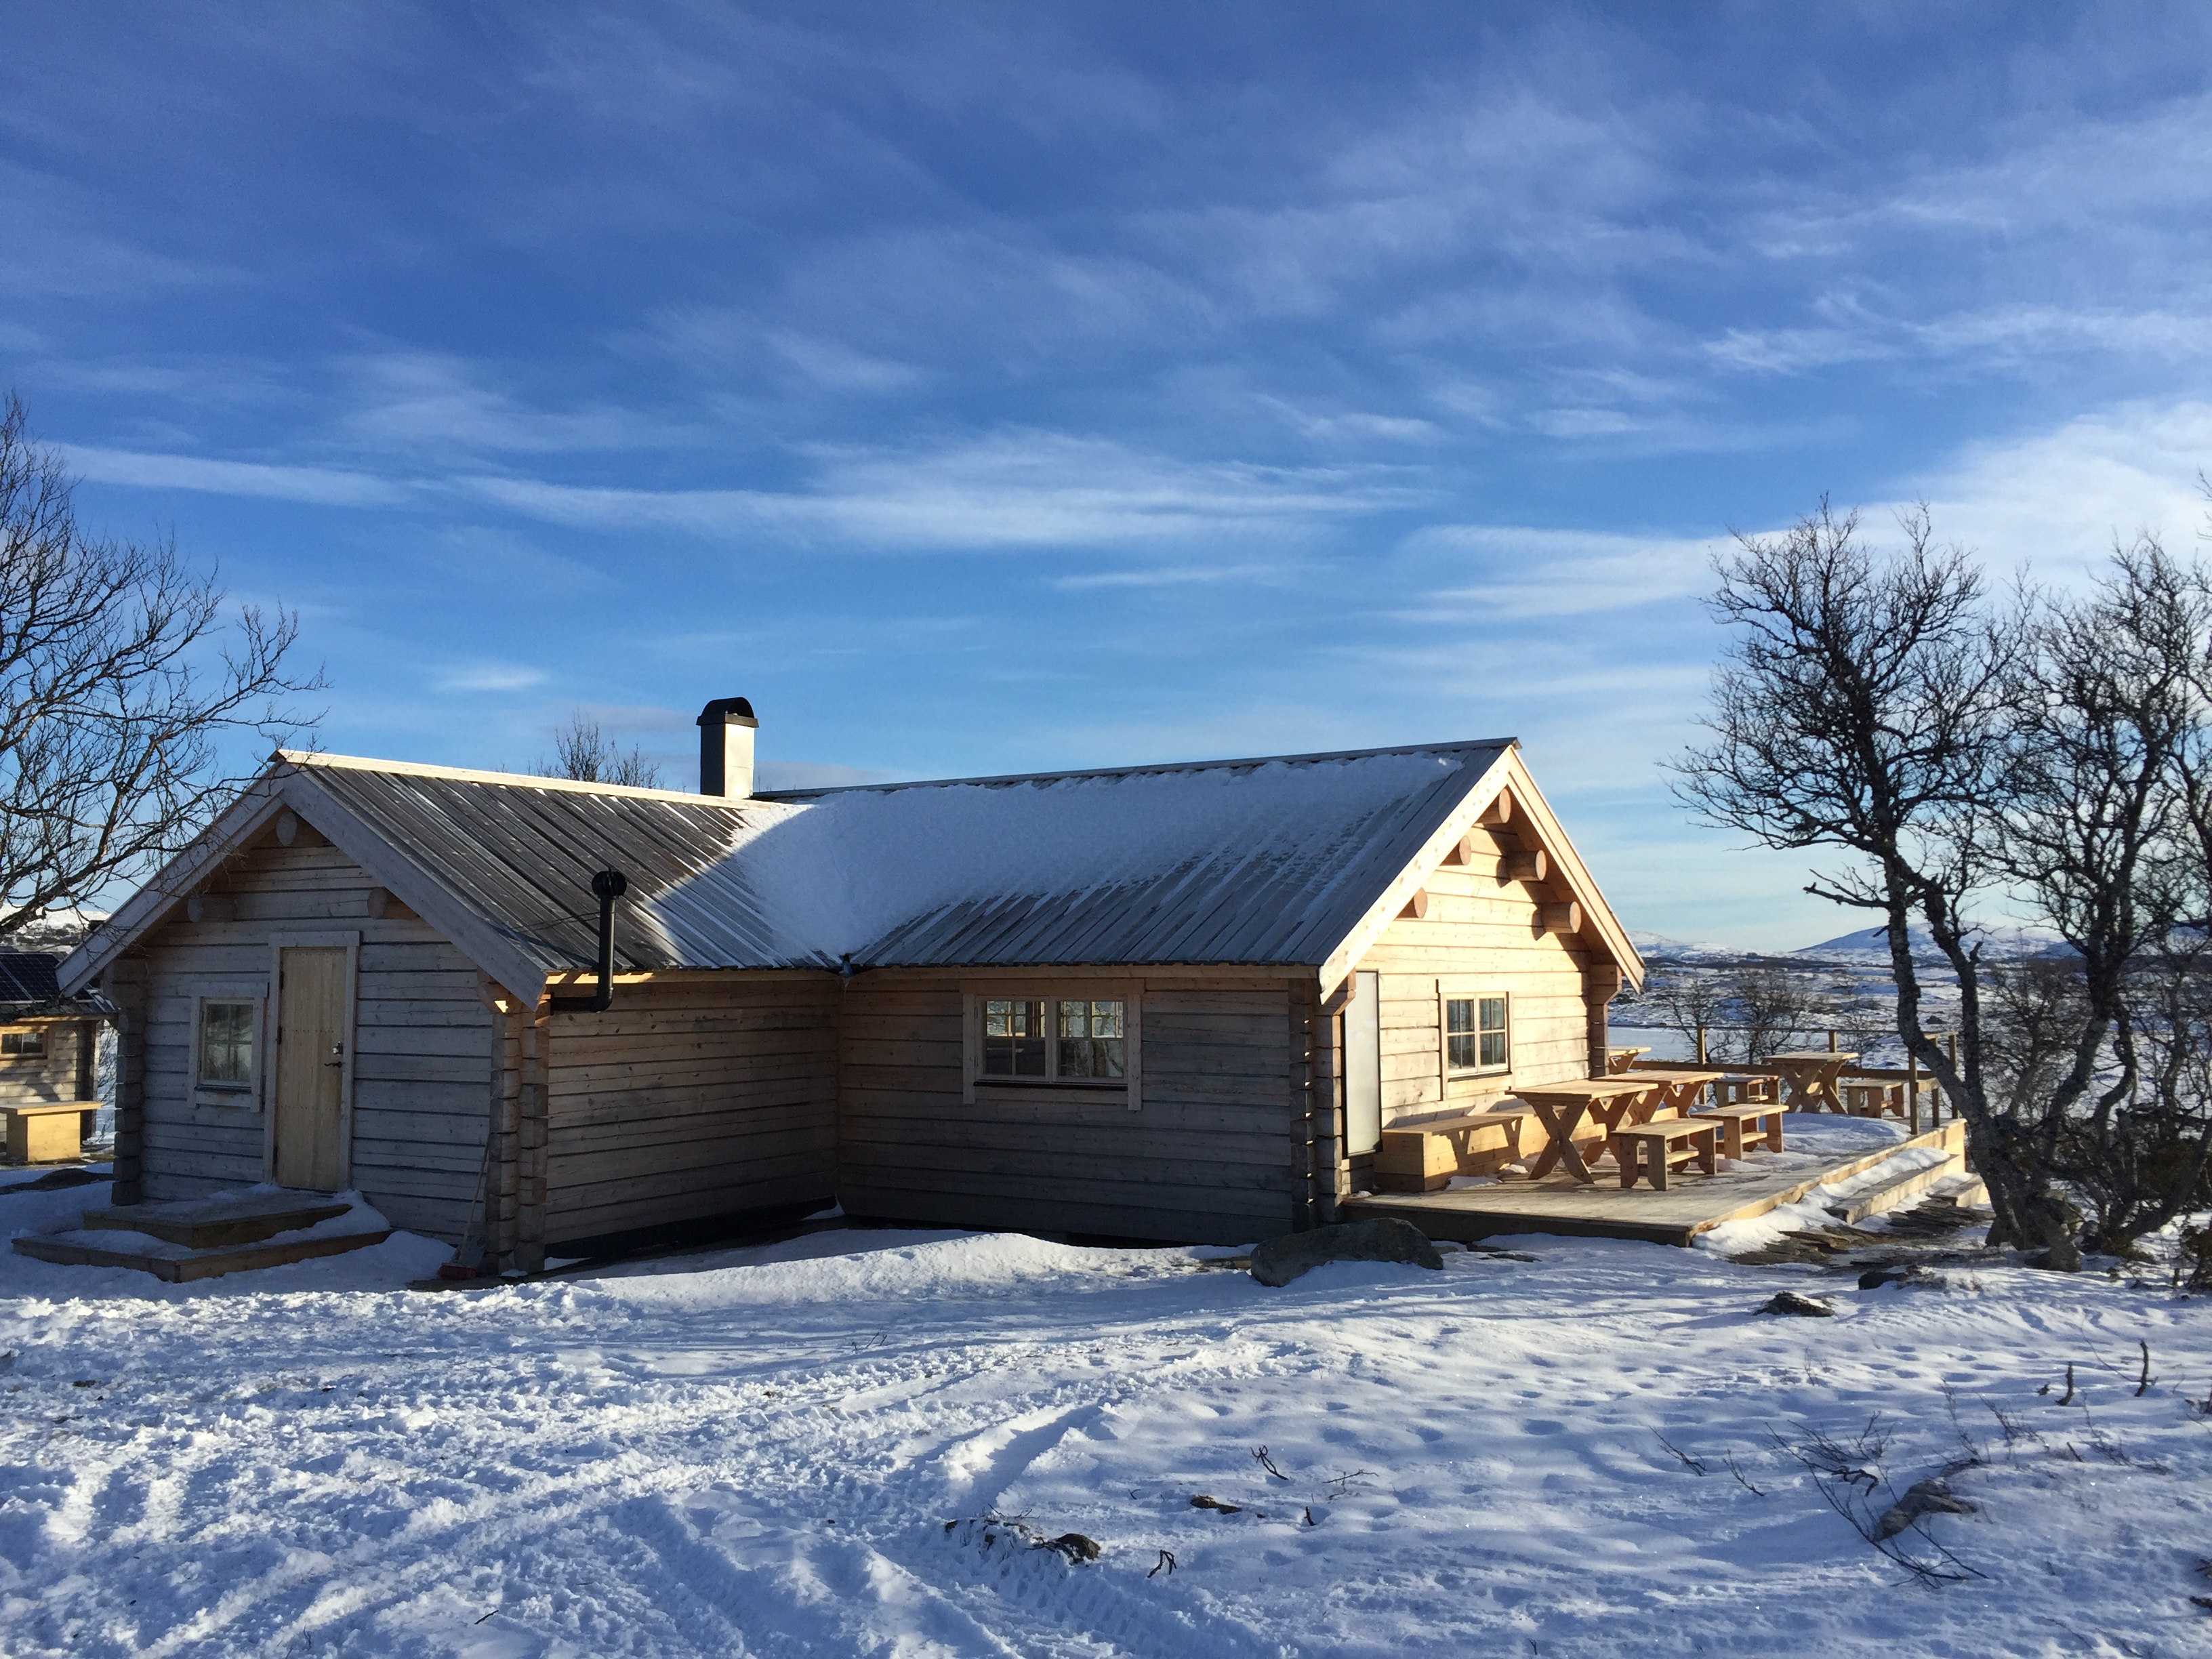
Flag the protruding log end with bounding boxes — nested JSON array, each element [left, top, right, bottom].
[[1499, 848, 1549, 884], [1538, 901, 1582, 936], [1400, 890, 1431, 920]]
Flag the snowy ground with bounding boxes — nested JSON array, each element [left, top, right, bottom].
[[3, 1166, 2209, 1657]]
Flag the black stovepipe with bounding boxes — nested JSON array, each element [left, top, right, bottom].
[[549, 868, 628, 1013]]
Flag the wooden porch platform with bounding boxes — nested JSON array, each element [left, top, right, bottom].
[[1344, 1121, 1967, 1248]]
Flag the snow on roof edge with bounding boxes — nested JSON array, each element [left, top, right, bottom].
[[755, 737, 1519, 800]]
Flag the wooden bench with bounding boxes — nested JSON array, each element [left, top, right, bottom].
[[1374, 1108, 1542, 1191], [3, 1102, 98, 1165], [1610, 1119, 1718, 1191], [1713, 1073, 1778, 1107], [1843, 1081, 1902, 1118], [1689, 1102, 1785, 1159]]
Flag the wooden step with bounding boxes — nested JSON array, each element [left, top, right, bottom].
[[78, 1191, 352, 1249], [1831, 1153, 1966, 1225], [12, 1227, 390, 1283]]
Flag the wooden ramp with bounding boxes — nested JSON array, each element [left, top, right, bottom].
[[1345, 1122, 1966, 1248], [12, 1190, 388, 1283]]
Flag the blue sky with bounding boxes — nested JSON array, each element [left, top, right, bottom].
[[5, 3, 2211, 949]]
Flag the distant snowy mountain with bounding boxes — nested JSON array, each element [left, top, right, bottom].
[[1625, 930, 1738, 962], [1798, 922, 2070, 960]]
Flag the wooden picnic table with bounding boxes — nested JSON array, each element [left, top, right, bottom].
[[1765, 1050, 1860, 1113], [1604, 1046, 1652, 1075], [1630, 1067, 1726, 1113], [1513, 1078, 1674, 1185]]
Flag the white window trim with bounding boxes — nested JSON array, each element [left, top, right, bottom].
[[188, 994, 266, 1112], [960, 981, 1143, 1111], [1437, 979, 1511, 1095], [264, 930, 361, 1186]]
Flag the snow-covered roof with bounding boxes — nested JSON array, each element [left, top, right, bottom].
[[62, 738, 1645, 1004]]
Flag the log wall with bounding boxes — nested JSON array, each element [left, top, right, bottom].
[[540, 976, 840, 1250], [836, 970, 1303, 1246], [0, 1019, 94, 1107], [1355, 822, 1608, 1130], [121, 822, 494, 1238]]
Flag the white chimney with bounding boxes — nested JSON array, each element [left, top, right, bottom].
[[697, 697, 758, 797]]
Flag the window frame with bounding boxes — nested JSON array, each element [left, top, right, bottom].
[[1437, 979, 1511, 1092], [1, 1027, 47, 1059], [962, 981, 1142, 1111], [188, 993, 267, 1111]]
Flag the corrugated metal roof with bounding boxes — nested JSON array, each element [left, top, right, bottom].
[[295, 765, 781, 975], [290, 740, 1514, 975]]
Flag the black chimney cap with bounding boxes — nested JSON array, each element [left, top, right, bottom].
[[697, 697, 758, 729]]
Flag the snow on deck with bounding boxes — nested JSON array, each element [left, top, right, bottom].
[[2, 1174, 2207, 1656]]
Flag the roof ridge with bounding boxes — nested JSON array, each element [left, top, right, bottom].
[[276, 750, 756, 807], [756, 737, 1518, 800]]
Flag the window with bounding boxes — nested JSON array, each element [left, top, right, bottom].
[[197, 1000, 256, 1090], [968, 990, 1139, 1107], [983, 996, 1125, 1081], [1057, 999, 1126, 1078], [1, 1029, 43, 1057], [1445, 993, 1509, 1074], [983, 999, 1048, 1076]]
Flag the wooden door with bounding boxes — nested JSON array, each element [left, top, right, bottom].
[[273, 946, 348, 1190], [1346, 969, 1380, 1155]]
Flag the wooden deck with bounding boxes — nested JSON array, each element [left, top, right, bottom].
[[1344, 1121, 1966, 1248]]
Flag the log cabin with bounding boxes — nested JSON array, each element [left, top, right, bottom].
[[57, 702, 1645, 1265]]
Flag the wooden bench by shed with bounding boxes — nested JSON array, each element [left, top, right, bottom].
[[3, 1102, 98, 1164]]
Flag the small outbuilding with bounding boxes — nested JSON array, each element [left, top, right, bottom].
[[58, 704, 1645, 1265], [0, 951, 110, 1164]]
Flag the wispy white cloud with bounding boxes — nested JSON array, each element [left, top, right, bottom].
[[468, 430, 1425, 549], [434, 662, 548, 693], [1049, 560, 1288, 592], [1399, 525, 1729, 619], [1889, 398, 2212, 575], [763, 331, 924, 393], [1706, 303, 2212, 376], [62, 445, 410, 508], [0, 159, 243, 299], [335, 350, 691, 457]]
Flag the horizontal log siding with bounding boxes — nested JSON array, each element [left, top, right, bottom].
[[0, 1023, 90, 1107], [129, 833, 494, 1239], [837, 973, 1300, 1245], [1358, 826, 1601, 1129], [541, 978, 838, 1245]]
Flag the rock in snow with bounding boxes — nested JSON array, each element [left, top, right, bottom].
[[1761, 1290, 1837, 1316], [1249, 1218, 1444, 1286]]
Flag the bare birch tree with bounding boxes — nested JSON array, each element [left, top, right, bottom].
[[538, 711, 661, 787], [1671, 500, 2212, 1267], [0, 392, 321, 940]]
